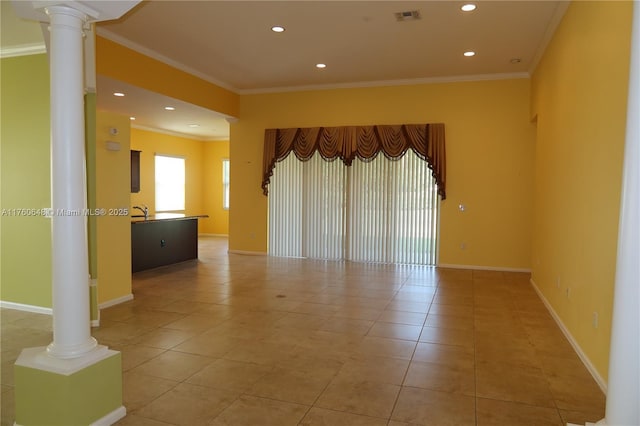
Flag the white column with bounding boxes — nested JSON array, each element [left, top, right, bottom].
[[45, 5, 97, 359], [602, 2, 640, 425]]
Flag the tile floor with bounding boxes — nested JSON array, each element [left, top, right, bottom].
[[1, 236, 606, 425]]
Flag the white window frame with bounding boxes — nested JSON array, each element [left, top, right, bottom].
[[222, 158, 230, 210]]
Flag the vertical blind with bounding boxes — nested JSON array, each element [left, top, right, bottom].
[[269, 150, 439, 265]]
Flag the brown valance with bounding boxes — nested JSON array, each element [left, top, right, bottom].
[[262, 123, 446, 199]]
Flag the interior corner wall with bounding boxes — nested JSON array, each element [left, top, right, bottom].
[[95, 111, 132, 304], [530, 0, 633, 383], [201, 141, 230, 235], [130, 128, 219, 230], [0, 54, 52, 308], [230, 78, 536, 268]]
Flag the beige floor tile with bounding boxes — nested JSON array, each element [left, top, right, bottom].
[[246, 367, 333, 405], [385, 301, 430, 314], [476, 398, 563, 426], [412, 342, 475, 369], [91, 322, 154, 344], [120, 310, 186, 328], [546, 375, 606, 413], [209, 395, 308, 426], [172, 332, 248, 358], [1, 239, 610, 425], [132, 328, 198, 349], [391, 386, 475, 426], [275, 348, 346, 377], [476, 361, 556, 407], [299, 407, 388, 426], [135, 383, 238, 426], [427, 303, 473, 318], [335, 355, 409, 385], [122, 371, 178, 411], [403, 361, 475, 395], [424, 313, 474, 330], [377, 310, 427, 326], [356, 336, 417, 359], [367, 322, 422, 341], [223, 340, 297, 366], [419, 326, 474, 348], [162, 313, 227, 332], [315, 377, 400, 418], [559, 409, 606, 425], [1, 388, 15, 426], [131, 350, 214, 381], [186, 358, 271, 392], [319, 317, 373, 335], [115, 413, 176, 425], [115, 345, 165, 371]]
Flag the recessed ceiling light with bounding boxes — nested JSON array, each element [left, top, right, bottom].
[[164, 106, 175, 111], [461, 4, 477, 12], [188, 124, 200, 128], [113, 92, 125, 97], [271, 26, 285, 33], [463, 51, 476, 57], [130, 116, 136, 121], [316, 63, 327, 69]]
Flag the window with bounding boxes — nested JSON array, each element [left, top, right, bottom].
[[269, 150, 439, 265], [222, 159, 230, 210], [155, 155, 185, 212]]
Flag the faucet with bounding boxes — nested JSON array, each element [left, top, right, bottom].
[[133, 205, 148, 219]]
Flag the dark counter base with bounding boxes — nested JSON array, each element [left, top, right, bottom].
[[132, 218, 198, 272]]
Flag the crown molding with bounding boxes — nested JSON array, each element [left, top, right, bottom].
[[131, 123, 227, 141], [238, 72, 531, 95], [528, 0, 570, 75], [96, 28, 238, 93], [0, 42, 46, 58]]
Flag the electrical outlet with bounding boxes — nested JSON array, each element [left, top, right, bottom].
[[460, 242, 466, 250], [592, 312, 599, 329]]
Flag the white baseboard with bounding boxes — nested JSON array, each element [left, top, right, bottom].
[[0, 301, 52, 315], [98, 294, 134, 310], [199, 233, 228, 237], [228, 250, 267, 256], [530, 278, 608, 394], [437, 263, 531, 273], [90, 405, 126, 426]]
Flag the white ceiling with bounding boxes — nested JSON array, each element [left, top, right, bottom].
[[3, 1, 568, 140]]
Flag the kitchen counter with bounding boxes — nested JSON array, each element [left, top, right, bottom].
[[131, 213, 208, 223], [131, 214, 208, 272]]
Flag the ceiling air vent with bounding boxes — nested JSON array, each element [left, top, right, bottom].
[[395, 10, 421, 21]]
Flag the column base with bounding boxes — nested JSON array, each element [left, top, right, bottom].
[[14, 345, 125, 426]]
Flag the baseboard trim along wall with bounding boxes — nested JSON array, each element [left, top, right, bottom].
[[530, 278, 608, 394], [227, 250, 267, 256], [0, 301, 52, 315], [437, 263, 532, 273], [98, 294, 134, 310]]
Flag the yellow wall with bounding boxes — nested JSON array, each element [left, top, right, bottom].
[[0, 54, 52, 307], [96, 36, 238, 118], [130, 128, 229, 234], [201, 142, 230, 235], [230, 78, 536, 269], [95, 112, 132, 304], [530, 1, 632, 383]]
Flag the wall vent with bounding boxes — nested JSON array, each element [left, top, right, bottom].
[[395, 10, 421, 21]]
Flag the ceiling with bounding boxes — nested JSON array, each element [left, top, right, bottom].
[[2, 1, 568, 140]]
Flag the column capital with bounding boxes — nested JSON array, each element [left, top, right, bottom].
[[11, 1, 140, 24]]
